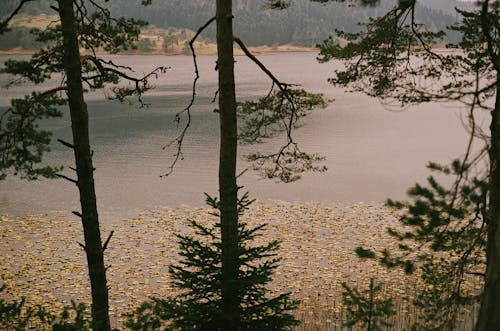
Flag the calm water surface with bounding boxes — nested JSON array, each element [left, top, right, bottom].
[[0, 53, 480, 221]]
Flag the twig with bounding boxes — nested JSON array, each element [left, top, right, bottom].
[[57, 139, 74, 149], [55, 173, 78, 185], [102, 231, 114, 251]]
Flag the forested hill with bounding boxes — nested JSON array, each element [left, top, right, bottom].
[[1, 0, 467, 48]]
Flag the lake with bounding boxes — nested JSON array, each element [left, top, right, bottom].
[[0, 52, 480, 221]]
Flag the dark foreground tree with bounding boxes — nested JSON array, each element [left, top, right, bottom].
[[315, 0, 499, 329], [0, 1, 164, 329], [58, 1, 109, 328], [182, 0, 326, 327], [215, 2, 241, 328]]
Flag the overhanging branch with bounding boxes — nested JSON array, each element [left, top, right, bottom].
[[161, 16, 216, 177], [234, 36, 326, 182], [233, 36, 297, 102], [0, 0, 35, 34]]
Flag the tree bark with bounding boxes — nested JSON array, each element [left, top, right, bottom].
[[216, 0, 240, 330], [57, 1, 110, 330], [476, 74, 500, 331]]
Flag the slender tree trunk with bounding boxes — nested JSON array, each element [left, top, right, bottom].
[[216, 0, 240, 329], [57, 1, 110, 330], [476, 74, 500, 331]]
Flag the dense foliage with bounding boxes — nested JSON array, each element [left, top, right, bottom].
[[342, 278, 396, 331], [0, 285, 92, 331], [0, 27, 43, 50], [372, 161, 486, 330]]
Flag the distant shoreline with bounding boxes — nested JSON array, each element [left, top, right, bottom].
[[0, 44, 317, 57], [0, 46, 461, 57]]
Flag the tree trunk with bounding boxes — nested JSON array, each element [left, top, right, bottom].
[[216, 0, 240, 330], [57, 1, 110, 330], [476, 74, 500, 331]]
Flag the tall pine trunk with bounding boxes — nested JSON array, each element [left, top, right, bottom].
[[476, 74, 500, 331], [58, 1, 110, 330], [216, 0, 240, 329]]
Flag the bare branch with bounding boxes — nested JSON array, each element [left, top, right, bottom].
[[467, 271, 486, 277], [57, 139, 74, 149], [55, 173, 78, 185], [161, 16, 216, 177], [77, 241, 86, 251], [0, 0, 35, 34], [233, 36, 297, 102], [37, 86, 68, 99], [102, 230, 114, 251], [81, 55, 168, 106]]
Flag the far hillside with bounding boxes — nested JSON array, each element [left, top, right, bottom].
[[0, 0, 464, 52]]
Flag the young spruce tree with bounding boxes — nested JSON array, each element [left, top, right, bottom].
[[125, 193, 299, 330]]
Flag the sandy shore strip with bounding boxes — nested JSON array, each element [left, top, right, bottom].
[[0, 201, 447, 326]]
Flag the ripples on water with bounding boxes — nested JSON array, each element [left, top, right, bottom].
[[0, 53, 478, 221]]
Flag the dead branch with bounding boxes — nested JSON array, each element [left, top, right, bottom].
[[77, 241, 86, 251], [161, 16, 216, 177], [55, 173, 78, 185], [57, 139, 74, 149], [233, 36, 297, 103], [102, 230, 114, 251], [0, 0, 36, 34]]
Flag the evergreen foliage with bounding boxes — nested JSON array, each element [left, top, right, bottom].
[[317, 0, 498, 329], [317, 2, 496, 105], [341, 278, 395, 331], [0, 285, 92, 330], [357, 160, 487, 330], [124, 193, 300, 330]]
